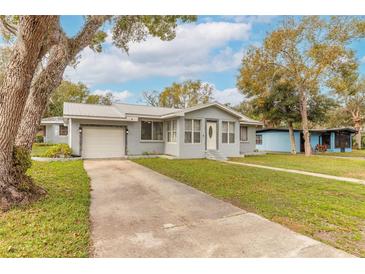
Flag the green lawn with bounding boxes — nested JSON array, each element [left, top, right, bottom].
[[230, 154, 365, 180], [133, 158, 365, 257], [319, 150, 365, 158], [0, 160, 90, 257], [31, 144, 57, 157]]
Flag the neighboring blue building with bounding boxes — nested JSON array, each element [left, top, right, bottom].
[[256, 128, 356, 153]]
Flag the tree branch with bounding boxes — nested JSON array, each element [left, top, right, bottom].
[[69, 15, 111, 57], [0, 16, 17, 36]]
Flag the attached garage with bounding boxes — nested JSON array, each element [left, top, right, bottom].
[[81, 126, 125, 159]]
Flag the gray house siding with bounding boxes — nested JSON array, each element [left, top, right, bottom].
[[62, 104, 259, 158], [239, 126, 256, 153], [68, 118, 165, 156], [44, 124, 68, 144], [178, 106, 241, 159]]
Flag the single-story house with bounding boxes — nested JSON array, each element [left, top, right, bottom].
[[41, 102, 262, 159], [256, 128, 357, 153], [39, 116, 69, 144]]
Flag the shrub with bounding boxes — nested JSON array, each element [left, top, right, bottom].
[[35, 134, 44, 143], [44, 144, 72, 158], [315, 144, 327, 152], [142, 151, 160, 155]]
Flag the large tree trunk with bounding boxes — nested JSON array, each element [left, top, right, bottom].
[[298, 86, 311, 156], [288, 121, 297, 154], [15, 16, 109, 152], [0, 16, 58, 211], [15, 45, 70, 150], [353, 115, 362, 150]]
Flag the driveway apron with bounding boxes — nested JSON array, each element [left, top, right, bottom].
[[84, 160, 353, 258]]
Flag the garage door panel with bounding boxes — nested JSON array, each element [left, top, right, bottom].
[[82, 126, 125, 158]]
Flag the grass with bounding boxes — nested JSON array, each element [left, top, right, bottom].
[[133, 158, 365, 257], [31, 143, 57, 157], [319, 149, 365, 158], [230, 153, 365, 180], [0, 160, 90, 257]]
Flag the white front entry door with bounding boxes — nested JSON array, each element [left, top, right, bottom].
[[206, 122, 217, 150]]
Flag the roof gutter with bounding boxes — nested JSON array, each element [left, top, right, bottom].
[[63, 115, 138, 122]]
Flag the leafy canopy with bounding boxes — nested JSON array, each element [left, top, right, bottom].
[[44, 81, 113, 117], [143, 80, 214, 108]]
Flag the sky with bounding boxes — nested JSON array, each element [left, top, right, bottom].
[[59, 16, 365, 106]]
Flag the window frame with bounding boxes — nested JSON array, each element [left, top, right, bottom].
[[240, 125, 248, 142], [59, 125, 68, 136], [335, 132, 351, 149], [140, 120, 164, 142], [222, 121, 235, 144], [184, 119, 201, 144], [167, 120, 177, 143], [256, 134, 263, 145]]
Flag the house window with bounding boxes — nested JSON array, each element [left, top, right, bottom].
[[321, 133, 331, 149], [256, 134, 262, 145], [222, 121, 235, 144], [240, 125, 248, 142], [141, 121, 163, 141], [59, 125, 68, 136], [335, 132, 350, 148], [167, 120, 177, 143], [184, 119, 201, 143]]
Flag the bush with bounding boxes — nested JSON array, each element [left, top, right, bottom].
[[35, 134, 44, 143], [44, 144, 72, 158], [315, 144, 327, 152], [34, 143, 52, 146]]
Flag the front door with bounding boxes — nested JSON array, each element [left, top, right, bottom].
[[206, 121, 217, 150]]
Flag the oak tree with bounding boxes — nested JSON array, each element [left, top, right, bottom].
[[144, 80, 214, 108], [0, 15, 196, 210], [238, 16, 365, 156]]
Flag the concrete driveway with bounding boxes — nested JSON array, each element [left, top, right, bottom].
[[84, 160, 353, 258]]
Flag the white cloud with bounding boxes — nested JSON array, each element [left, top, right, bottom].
[[361, 56, 365, 64], [212, 87, 244, 106], [231, 16, 276, 24], [91, 89, 133, 103], [65, 21, 251, 85]]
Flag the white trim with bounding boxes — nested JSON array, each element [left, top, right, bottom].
[[40, 121, 64, 125], [240, 125, 248, 142], [184, 119, 201, 144], [140, 120, 164, 142], [63, 115, 137, 121], [166, 119, 177, 143], [58, 124, 68, 137], [222, 120, 236, 144], [68, 118, 72, 147]]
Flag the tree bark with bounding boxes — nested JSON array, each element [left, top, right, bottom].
[[288, 121, 297, 154], [0, 16, 58, 211], [353, 116, 362, 150], [15, 16, 109, 151], [298, 86, 311, 156], [15, 44, 70, 150]]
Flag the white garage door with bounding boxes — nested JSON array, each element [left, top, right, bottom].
[[82, 126, 125, 159]]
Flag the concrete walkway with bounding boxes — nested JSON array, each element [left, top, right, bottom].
[[84, 160, 353, 258], [225, 161, 365, 186]]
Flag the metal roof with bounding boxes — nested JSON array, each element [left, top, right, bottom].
[[113, 103, 181, 116], [63, 102, 125, 119], [62, 101, 262, 125], [40, 116, 65, 124]]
